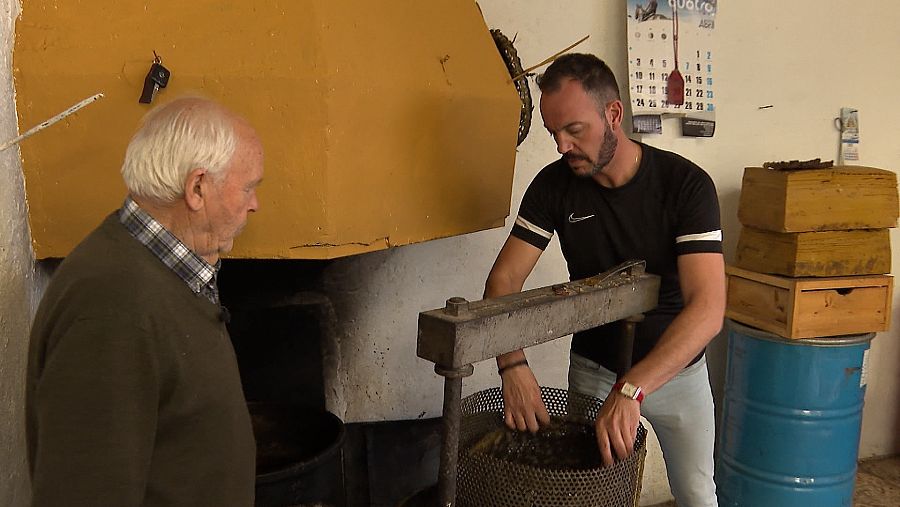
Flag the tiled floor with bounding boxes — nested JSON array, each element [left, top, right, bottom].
[[854, 455, 900, 507], [647, 455, 900, 507]]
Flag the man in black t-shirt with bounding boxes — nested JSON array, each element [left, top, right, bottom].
[[484, 54, 724, 506]]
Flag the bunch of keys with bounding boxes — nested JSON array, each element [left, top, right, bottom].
[[139, 51, 170, 104]]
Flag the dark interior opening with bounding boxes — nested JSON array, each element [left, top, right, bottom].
[[219, 259, 440, 507]]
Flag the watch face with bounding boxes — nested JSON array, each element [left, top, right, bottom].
[[621, 383, 638, 398]]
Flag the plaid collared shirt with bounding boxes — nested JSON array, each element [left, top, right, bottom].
[[119, 197, 221, 305]]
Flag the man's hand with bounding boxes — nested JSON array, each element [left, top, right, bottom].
[[500, 365, 551, 433], [595, 390, 641, 467], [485, 236, 547, 433]]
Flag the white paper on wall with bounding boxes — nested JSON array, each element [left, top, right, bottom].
[[839, 107, 860, 163]]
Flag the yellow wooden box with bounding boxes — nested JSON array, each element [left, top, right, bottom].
[[725, 266, 893, 339], [737, 166, 899, 232], [735, 227, 892, 277]]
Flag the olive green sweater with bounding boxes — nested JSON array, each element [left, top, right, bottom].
[[27, 214, 255, 507]]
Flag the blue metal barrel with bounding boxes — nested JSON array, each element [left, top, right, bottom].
[[716, 320, 873, 507]]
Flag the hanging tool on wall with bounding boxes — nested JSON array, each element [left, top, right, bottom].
[[0, 93, 104, 152], [139, 51, 171, 104], [491, 29, 532, 147], [666, 3, 685, 105]]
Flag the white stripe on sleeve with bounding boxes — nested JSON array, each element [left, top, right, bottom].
[[515, 216, 553, 240], [675, 230, 722, 243]]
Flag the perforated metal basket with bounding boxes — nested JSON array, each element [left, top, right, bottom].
[[457, 387, 646, 507]]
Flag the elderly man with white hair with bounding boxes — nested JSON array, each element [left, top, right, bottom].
[[26, 97, 264, 507]]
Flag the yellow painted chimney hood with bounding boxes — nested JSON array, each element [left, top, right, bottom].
[[14, 0, 521, 259]]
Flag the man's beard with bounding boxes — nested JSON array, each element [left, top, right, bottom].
[[565, 124, 618, 178]]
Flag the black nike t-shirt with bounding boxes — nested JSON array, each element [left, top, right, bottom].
[[511, 142, 722, 373]]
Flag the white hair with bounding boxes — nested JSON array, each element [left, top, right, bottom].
[[121, 97, 237, 202]]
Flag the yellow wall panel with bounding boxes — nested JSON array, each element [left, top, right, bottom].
[[14, 0, 520, 259]]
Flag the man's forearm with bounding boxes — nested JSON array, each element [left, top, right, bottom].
[[624, 300, 722, 394], [622, 252, 725, 394], [484, 236, 544, 367], [485, 273, 528, 368]]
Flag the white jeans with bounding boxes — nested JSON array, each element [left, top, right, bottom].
[[568, 352, 718, 507]]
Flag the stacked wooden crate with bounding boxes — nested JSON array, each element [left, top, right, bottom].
[[726, 166, 899, 339]]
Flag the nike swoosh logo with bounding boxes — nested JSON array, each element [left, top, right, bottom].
[[568, 213, 596, 223]]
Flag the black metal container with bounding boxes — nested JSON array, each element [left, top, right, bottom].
[[250, 402, 346, 507]]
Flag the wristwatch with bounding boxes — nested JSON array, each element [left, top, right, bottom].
[[612, 381, 645, 403]]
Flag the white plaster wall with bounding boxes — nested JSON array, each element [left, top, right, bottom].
[[0, 1, 34, 506], [323, 1, 900, 504]]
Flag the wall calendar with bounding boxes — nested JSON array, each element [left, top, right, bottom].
[[626, 0, 717, 136]]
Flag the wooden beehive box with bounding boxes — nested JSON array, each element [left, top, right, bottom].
[[735, 227, 892, 277], [725, 266, 893, 339], [738, 166, 899, 232]]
